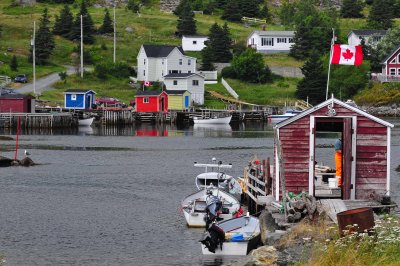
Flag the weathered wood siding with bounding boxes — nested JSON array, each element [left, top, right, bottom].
[[355, 117, 387, 199]]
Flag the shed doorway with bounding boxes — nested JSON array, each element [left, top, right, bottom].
[[310, 117, 354, 200]]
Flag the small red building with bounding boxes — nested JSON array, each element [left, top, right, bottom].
[[135, 91, 168, 113], [273, 97, 393, 201], [0, 93, 34, 113]]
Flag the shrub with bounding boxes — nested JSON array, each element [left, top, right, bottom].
[[221, 66, 236, 79]]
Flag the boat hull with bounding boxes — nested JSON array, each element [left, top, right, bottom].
[[201, 234, 260, 255], [193, 115, 231, 124], [79, 117, 94, 126]]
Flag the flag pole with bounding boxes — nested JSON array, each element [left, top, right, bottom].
[[326, 28, 335, 100]]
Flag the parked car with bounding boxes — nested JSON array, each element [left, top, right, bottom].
[[95, 96, 126, 108], [14, 74, 28, 83]]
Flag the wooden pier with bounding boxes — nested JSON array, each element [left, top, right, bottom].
[[0, 112, 77, 129]]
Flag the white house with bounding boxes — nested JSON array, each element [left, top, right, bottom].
[[137, 45, 197, 82], [163, 73, 205, 105], [247, 30, 295, 53], [347, 30, 387, 47], [182, 35, 208, 51]]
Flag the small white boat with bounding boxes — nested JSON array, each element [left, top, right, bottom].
[[200, 215, 260, 255], [181, 187, 241, 228], [79, 117, 94, 126], [193, 115, 232, 124], [267, 109, 301, 124]]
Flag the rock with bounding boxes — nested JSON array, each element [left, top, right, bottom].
[[125, 27, 134, 33], [19, 157, 35, 167], [250, 246, 278, 266], [265, 230, 287, 246], [259, 210, 279, 244], [0, 156, 14, 167]]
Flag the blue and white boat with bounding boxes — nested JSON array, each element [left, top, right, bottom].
[[267, 109, 302, 124]]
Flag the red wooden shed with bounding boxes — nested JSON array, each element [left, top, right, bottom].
[[135, 91, 168, 113], [273, 97, 394, 201], [0, 93, 34, 113]]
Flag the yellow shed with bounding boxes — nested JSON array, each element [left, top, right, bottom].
[[166, 90, 191, 110]]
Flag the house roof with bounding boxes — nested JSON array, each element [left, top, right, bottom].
[[275, 97, 394, 129], [0, 93, 32, 99], [136, 90, 166, 96], [348, 29, 387, 37], [182, 35, 208, 39], [249, 30, 295, 39], [165, 90, 189, 95], [142, 45, 185, 57], [163, 73, 204, 79], [381, 45, 400, 64], [64, 89, 96, 94]]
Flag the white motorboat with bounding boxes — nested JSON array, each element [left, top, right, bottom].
[[181, 187, 241, 228], [78, 117, 94, 126], [200, 215, 260, 255], [194, 161, 242, 195], [193, 115, 232, 124], [267, 109, 302, 124]]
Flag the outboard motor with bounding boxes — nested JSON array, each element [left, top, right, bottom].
[[200, 223, 225, 253]]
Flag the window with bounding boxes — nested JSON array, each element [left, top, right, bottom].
[[390, 58, 397, 64], [277, 38, 287, 43], [188, 59, 191, 65], [372, 36, 382, 42], [398, 54, 400, 63], [162, 59, 165, 65], [390, 68, 396, 76], [71, 94, 76, 101], [398, 68, 400, 75], [179, 70, 182, 73], [143, 97, 149, 103], [188, 70, 191, 73], [288, 38, 294, 43], [173, 80, 178, 85], [179, 59, 183, 65], [144, 58, 146, 65], [143, 70, 145, 76], [261, 37, 274, 46], [193, 41, 197, 45], [192, 80, 199, 86], [171, 70, 178, 73]]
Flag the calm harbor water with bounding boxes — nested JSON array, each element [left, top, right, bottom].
[[0, 119, 399, 266]]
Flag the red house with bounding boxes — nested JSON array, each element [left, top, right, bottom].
[[273, 97, 393, 201], [135, 91, 168, 113], [374, 44, 400, 82], [0, 93, 34, 113]]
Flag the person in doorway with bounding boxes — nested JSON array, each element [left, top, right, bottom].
[[334, 138, 342, 187]]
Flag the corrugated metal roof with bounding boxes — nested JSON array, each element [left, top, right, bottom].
[[64, 89, 96, 94], [250, 30, 295, 37], [275, 97, 394, 129], [0, 93, 32, 99], [142, 45, 184, 57], [165, 90, 189, 95], [136, 90, 165, 96]]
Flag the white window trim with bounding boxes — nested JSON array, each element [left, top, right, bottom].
[[143, 97, 149, 103], [71, 94, 77, 101], [173, 80, 178, 85], [389, 68, 396, 76]]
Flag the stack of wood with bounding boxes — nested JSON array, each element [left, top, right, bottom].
[[286, 193, 317, 223]]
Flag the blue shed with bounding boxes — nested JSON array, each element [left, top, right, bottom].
[[64, 89, 96, 109]]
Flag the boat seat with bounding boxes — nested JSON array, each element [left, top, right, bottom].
[[194, 200, 207, 212]]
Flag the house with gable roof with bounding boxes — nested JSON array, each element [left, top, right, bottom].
[[163, 73, 205, 105], [247, 30, 295, 53], [137, 44, 196, 82], [372, 45, 400, 82], [347, 30, 387, 47]]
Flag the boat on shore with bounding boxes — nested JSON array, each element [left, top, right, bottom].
[[200, 215, 260, 255], [181, 187, 240, 228], [193, 115, 232, 124], [78, 117, 94, 126], [267, 109, 302, 124]]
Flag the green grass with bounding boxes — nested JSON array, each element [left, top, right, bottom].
[[354, 82, 400, 105]]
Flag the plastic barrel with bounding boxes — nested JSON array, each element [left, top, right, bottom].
[[337, 207, 374, 237]]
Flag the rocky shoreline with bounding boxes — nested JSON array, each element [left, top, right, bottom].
[[360, 105, 400, 117]]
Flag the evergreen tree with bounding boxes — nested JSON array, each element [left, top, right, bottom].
[[10, 55, 18, 71], [341, 0, 363, 18], [367, 0, 394, 30], [70, 0, 95, 44], [207, 23, 232, 63], [99, 9, 113, 34], [295, 52, 327, 105], [174, 0, 191, 16], [240, 0, 259, 18], [279, 0, 296, 26], [176, 1, 197, 37], [200, 46, 215, 71], [221, 0, 242, 22], [53, 5, 74, 38], [29, 8, 55, 65], [369, 26, 400, 71], [259, 4, 270, 20]]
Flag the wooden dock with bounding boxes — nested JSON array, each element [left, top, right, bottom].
[[0, 112, 77, 129]]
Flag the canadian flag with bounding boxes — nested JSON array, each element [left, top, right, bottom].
[[330, 44, 363, 66], [144, 81, 151, 86]]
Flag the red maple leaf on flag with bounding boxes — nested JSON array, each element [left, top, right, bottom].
[[342, 49, 354, 60]]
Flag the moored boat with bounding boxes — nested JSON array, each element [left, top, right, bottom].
[[267, 109, 302, 124], [193, 115, 232, 124], [78, 117, 94, 126], [181, 187, 241, 228], [200, 215, 260, 255]]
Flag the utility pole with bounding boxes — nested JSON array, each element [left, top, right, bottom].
[[113, 1, 116, 63], [32, 21, 36, 97], [80, 14, 84, 78]]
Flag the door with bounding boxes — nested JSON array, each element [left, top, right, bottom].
[[161, 97, 165, 112], [342, 117, 352, 200], [184, 95, 189, 108]]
